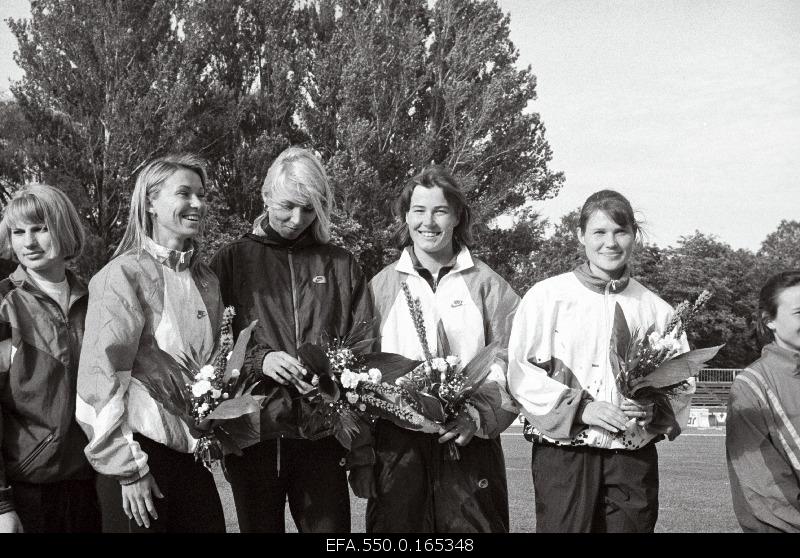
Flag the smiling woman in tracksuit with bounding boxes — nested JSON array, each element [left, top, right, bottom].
[[508, 190, 694, 533], [361, 166, 520, 533], [76, 154, 225, 533], [210, 147, 374, 533]]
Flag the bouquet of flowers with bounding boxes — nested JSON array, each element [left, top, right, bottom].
[[136, 307, 265, 473], [609, 290, 723, 435]]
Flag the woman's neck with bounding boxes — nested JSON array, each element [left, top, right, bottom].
[[414, 246, 456, 276], [28, 264, 67, 284], [588, 262, 626, 282], [151, 231, 191, 252]]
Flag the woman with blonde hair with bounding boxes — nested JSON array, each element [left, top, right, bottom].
[[76, 154, 226, 532], [210, 146, 373, 533], [0, 184, 100, 533]]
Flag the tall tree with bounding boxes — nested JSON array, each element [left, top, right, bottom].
[[758, 219, 800, 272]]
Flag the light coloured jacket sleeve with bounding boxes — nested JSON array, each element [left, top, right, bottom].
[[468, 275, 521, 438], [726, 377, 800, 532], [507, 285, 590, 440], [76, 264, 149, 484]]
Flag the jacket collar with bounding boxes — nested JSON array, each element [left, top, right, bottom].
[[572, 262, 630, 294], [247, 220, 317, 250], [762, 342, 800, 375], [10, 264, 88, 302], [395, 245, 473, 277], [143, 236, 194, 272]]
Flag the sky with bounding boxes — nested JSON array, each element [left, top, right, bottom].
[[1, 0, 798, 250]]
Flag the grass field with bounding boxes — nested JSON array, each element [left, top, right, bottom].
[[213, 426, 740, 533]]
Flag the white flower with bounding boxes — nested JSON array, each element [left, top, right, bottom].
[[432, 358, 449, 374], [198, 402, 209, 415], [358, 403, 367, 412], [368, 368, 382, 383], [445, 355, 460, 368], [230, 368, 240, 378], [197, 365, 215, 381], [311, 374, 320, 386], [222, 393, 229, 399], [647, 331, 663, 348], [346, 392, 360, 404], [191, 379, 212, 397], [341, 369, 359, 389], [211, 389, 222, 399]]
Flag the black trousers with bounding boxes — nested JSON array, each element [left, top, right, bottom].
[[224, 436, 350, 533], [96, 434, 225, 533], [12, 477, 100, 533], [366, 421, 509, 533], [531, 441, 659, 533]]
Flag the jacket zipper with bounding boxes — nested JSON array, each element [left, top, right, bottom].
[[281, 248, 303, 477], [27, 286, 79, 371], [12, 432, 55, 477], [600, 281, 614, 447]]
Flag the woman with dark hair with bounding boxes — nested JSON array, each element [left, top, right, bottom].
[[210, 147, 374, 533], [361, 165, 520, 532], [508, 189, 695, 533], [726, 270, 800, 532]]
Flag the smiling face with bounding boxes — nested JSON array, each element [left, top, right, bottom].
[[147, 168, 207, 251], [767, 284, 800, 352], [267, 197, 317, 240], [405, 185, 460, 262], [10, 221, 66, 281], [578, 209, 635, 281]]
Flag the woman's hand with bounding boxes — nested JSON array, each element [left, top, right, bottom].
[[121, 472, 164, 528], [438, 413, 478, 446], [621, 398, 655, 427], [0, 510, 23, 533], [261, 351, 314, 394], [579, 401, 629, 433]]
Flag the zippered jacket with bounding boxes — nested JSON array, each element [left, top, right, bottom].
[[369, 247, 521, 438], [209, 225, 374, 464], [508, 265, 694, 450], [76, 238, 222, 484], [726, 343, 800, 532], [0, 266, 94, 514]]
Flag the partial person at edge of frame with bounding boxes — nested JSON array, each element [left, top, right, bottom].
[[0, 185, 100, 533], [507, 189, 695, 533], [209, 146, 374, 533], [75, 154, 226, 533], [726, 269, 800, 532], [361, 165, 520, 533]]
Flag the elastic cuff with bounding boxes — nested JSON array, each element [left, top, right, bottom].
[[0, 486, 14, 514], [243, 347, 272, 376], [575, 391, 594, 425], [118, 465, 150, 486]]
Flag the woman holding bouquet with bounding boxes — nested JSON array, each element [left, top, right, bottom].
[[76, 154, 226, 533], [363, 165, 520, 533], [209, 147, 374, 533], [507, 189, 694, 533], [726, 270, 800, 532]]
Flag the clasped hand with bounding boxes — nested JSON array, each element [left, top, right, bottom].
[[261, 351, 315, 394]]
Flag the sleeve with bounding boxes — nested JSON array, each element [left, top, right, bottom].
[[725, 377, 800, 532], [0, 319, 14, 513], [469, 276, 522, 438], [506, 284, 591, 440], [347, 255, 378, 353], [210, 244, 274, 377], [75, 265, 150, 485]]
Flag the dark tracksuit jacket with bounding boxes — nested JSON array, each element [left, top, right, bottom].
[[0, 267, 95, 517], [209, 223, 374, 532]]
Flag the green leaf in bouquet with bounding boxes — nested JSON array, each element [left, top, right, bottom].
[[204, 394, 266, 421], [610, 303, 631, 363], [213, 426, 244, 457], [332, 408, 362, 451], [223, 319, 259, 383], [360, 352, 423, 383], [457, 342, 502, 398], [134, 337, 196, 421], [413, 390, 446, 424], [436, 319, 452, 359], [630, 345, 724, 393], [297, 342, 332, 379], [341, 318, 380, 355], [318, 374, 341, 402]]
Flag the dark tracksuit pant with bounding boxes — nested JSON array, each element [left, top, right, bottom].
[[12, 478, 100, 533], [531, 440, 659, 533], [96, 434, 225, 533], [224, 436, 350, 533], [366, 420, 509, 533]]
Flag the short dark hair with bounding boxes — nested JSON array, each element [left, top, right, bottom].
[[579, 189, 641, 238], [757, 270, 800, 344], [392, 165, 474, 249]]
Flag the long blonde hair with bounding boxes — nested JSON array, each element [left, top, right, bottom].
[[114, 154, 208, 259], [254, 147, 333, 244]]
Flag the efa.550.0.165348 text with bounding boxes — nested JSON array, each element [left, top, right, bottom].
[[326, 538, 474, 552]]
